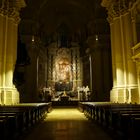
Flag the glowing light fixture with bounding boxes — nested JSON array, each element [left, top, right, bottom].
[[32, 35, 35, 42], [95, 35, 98, 41]]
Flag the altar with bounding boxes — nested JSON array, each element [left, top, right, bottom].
[[60, 96, 69, 102], [51, 90, 78, 106], [55, 81, 73, 92]]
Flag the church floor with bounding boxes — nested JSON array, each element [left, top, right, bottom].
[[20, 107, 113, 140]]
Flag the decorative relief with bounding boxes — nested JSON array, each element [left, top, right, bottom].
[[107, 3, 120, 23], [121, 0, 129, 11], [0, 0, 26, 23], [102, 0, 136, 23], [8, 8, 21, 23], [0, 0, 9, 15]]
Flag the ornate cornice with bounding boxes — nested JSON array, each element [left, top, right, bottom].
[[0, 0, 26, 24], [101, 0, 136, 23]]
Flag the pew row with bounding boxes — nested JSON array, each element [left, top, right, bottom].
[[0, 102, 52, 140], [78, 102, 140, 140]]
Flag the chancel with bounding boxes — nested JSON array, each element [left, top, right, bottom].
[[0, 0, 140, 140]]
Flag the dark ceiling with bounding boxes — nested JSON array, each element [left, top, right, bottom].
[[19, 0, 109, 44]]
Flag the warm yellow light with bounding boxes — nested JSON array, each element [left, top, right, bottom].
[[45, 108, 87, 121], [95, 35, 98, 41], [32, 35, 35, 42]]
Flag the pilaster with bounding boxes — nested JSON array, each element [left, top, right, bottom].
[[131, 9, 137, 45]]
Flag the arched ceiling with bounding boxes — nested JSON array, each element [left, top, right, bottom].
[[19, 0, 108, 43]]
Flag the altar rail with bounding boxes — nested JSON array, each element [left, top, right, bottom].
[[78, 102, 140, 140], [0, 102, 52, 140]]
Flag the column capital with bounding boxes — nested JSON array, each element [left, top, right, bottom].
[[101, 0, 136, 23], [0, 0, 26, 23]]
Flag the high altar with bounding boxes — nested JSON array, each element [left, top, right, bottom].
[[46, 43, 82, 98]]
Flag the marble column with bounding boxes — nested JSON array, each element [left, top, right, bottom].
[[0, 0, 26, 105], [102, 0, 139, 103], [0, 16, 19, 105], [110, 17, 128, 103]]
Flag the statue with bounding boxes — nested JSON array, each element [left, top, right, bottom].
[[84, 86, 90, 101]]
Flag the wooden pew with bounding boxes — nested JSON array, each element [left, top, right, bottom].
[[101, 104, 140, 127], [0, 116, 9, 140], [93, 103, 140, 139], [0, 114, 18, 140], [0, 102, 51, 139], [79, 102, 140, 140], [130, 117, 140, 139], [0, 106, 32, 130]]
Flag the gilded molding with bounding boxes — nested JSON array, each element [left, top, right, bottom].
[[0, 0, 26, 23]]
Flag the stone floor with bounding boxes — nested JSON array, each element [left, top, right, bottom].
[[20, 107, 113, 140]]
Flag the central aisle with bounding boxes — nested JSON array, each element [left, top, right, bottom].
[[21, 108, 112, 140]]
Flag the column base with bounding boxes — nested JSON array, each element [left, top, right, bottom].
[[110, 87, 139, 103], [110, 88, 127, 103], [129, 88, 139, 103], [0, 87, 20, 105]]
